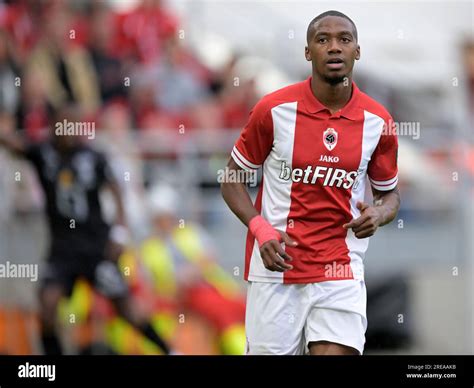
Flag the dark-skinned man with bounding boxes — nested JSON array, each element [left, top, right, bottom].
[[221, 10, 400, 355]]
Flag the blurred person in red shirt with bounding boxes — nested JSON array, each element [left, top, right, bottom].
[[0, 0, 45, 63], [114, 0, 179, 64]]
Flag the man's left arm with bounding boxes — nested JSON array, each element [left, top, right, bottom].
[[371, 186, 401, 227], [344, 114, 400, 239]]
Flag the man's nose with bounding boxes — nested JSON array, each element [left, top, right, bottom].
[[327, 39, 342, 53]]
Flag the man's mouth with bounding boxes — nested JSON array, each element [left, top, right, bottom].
[[326, 58, 344, 70]]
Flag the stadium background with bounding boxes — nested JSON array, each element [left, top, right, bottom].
[[0, 0, 472, 355]]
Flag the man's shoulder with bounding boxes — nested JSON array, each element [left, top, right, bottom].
[[255, 80, 305, 112]]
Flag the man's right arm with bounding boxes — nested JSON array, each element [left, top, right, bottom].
[[220, 158, 259, 227], [220, 158, 296, 272]]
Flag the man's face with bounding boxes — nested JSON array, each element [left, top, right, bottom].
[[305, 16, 360, 84]]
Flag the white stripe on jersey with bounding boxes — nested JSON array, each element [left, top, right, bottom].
[[232, 146, 261, 170], [369, 175, 398, 191], [369, 175, 398, 185], [248, 101, 298, 282]]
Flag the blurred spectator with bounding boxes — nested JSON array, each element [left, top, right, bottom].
[[462, 39, 474, 121], [87, 4, 127, 104], [214, 55, 260, 129], [16, 67, 53, 142], [0, 0, 45, 63], [138, 184, 246, 354], [137, 40, 211, 127], [0, 111, 43, 222], [130, 36, 217, 130], [0, 0, 259, 133], [24, 4, 100, 116], [97, 102, 148, 240], [114, 0, 179, 64], [0, 29, 19, 115]]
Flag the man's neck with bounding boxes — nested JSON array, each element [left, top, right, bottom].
[[311, 74, 353, 114]]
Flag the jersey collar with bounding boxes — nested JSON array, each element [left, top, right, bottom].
[[302, 77, 361, 120]]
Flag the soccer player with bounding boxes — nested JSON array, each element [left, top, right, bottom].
[[221, 10, 400, 355], [0, 106, 171, 355]]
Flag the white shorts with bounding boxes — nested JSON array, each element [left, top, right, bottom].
[[245, 279, 367, 355]]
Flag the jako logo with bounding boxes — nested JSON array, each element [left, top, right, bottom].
[[319, 155, 339, 163], [18, 362, 55, 381], [279, 161, 360, 189]]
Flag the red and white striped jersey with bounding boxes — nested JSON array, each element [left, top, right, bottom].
[[231, 77, 398, 284]]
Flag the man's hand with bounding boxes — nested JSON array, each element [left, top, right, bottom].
[[260, 230, 297, 272], [247, 214, 298, 272], [343, 201, 384, 239]]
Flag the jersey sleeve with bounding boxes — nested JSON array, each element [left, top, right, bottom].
[[231, 99, 273, 171], [367, 116, 399, 191]]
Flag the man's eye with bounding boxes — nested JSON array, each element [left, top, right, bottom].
[[341, 37, 351, 43], [318, 38, 327, 43]]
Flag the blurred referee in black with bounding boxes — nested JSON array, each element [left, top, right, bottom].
[[0, 106, 170, 355]]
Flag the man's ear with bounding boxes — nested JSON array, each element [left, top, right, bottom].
[[355, 44, 361, 60], [305, 46, 311, 61]]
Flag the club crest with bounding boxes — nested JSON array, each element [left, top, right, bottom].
[[323, 128, 338, 151]]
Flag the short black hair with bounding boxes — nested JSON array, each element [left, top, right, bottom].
[[306, 10, 358, 43]]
